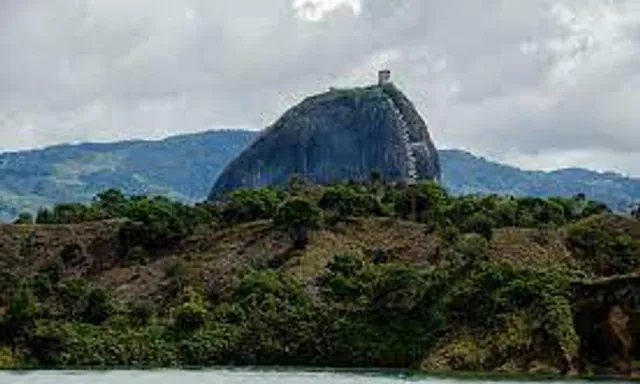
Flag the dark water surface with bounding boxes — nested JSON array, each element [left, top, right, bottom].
[[0, 370, 632, 384]]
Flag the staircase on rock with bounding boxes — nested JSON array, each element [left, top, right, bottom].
[[385, 96, 418, 184]]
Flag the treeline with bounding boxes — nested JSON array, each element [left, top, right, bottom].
[[12, 178, 614, 253], [1, 176, 638, 370], [10, 176, 616, 261]]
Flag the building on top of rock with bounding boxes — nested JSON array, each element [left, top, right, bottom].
[[378, 69, 391, 85]]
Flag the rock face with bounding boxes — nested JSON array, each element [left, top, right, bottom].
[[573, 276, 640, 376], [208, 83, 441, 200]]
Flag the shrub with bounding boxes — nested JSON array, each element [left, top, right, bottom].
[[35, 208, 54, 224], [23, 327, 68, 367], [443, 263, 579, 359], [443, 233, 490, 273], [29, 272, 55, 301], [222, 269, 321, 364], [48, 203, 104, 224], [460, 212, 495, 241], [14, 212, 34, 225], [174, 302, 207, 332], [129, 300, 155, 326], [394, 181, 448, 224], [2, 284, 38, 347], [326, 253, 364, 278], [192, 202, 219, 224], [274, 197, 322, 249], [119, 216, 189, 251], [36, 260, 64, 285], [444, 195, 481, 226], [220, 188, 281, 224], [125, 246, 150, 266], [174, 289, 207, 332], [582, 200, 611, 217], [319, 185, 383, 219], [493, 198, 518, 227], [515, 197, 567, 227], [59, 243, 84, 265], [25, 322, 178, 367], [56, 278, 90, 317], [320, 253, 370, 301], [0, 269, 18, 304], [163, 259, 189, 298], [93, 188, 128, 217], [0, 346, 18, 368], [566, 216, 640, 275], [83, 288, 114, 325], [165, 259, 188, 280]]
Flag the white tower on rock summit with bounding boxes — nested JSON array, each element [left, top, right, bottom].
[[378, 69, 391, 85]]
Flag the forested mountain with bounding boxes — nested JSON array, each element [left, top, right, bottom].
[[1, 129, 638, 220], [440, 149, 640, 212], [0, 130, 253, 220]]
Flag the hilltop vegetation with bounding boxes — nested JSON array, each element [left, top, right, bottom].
[[1, 177, 639, 374], [1, 130, 640, 220]]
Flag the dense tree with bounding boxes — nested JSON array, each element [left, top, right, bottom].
[[460, 211, 495, 240], [174, 289, 208, 333], [566, 215, 640, 275], [1, 284, 38, 352], [274, 197, 322, 249], [118, 196, 199, 251], [93, 188, 128, 217], [318, 185, 383, 219], [13, 212, 34, 224], [394, 181, 449, 224], [220, 188, 282, 224]]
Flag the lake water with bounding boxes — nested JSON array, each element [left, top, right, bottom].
[[0, 370, 631, 384]]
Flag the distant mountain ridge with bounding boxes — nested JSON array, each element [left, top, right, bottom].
[[0, 130, 254, 221], [440, 149, 640, 210], [1, 129, 639, 220]]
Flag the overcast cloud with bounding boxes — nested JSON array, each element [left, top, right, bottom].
[[0, 0, 639, 175]]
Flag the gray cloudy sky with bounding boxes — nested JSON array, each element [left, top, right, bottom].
[[1, 0, 639, 175]]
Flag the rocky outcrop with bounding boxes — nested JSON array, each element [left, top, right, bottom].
[[572, 275, 640, 376], [208, 83, 440, 200]]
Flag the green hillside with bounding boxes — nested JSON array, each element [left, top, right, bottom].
[[0, 130, 254, 220], [440, 150, 640, 212], [1, 129, 639, 221], [0, 179, 636, 375]]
